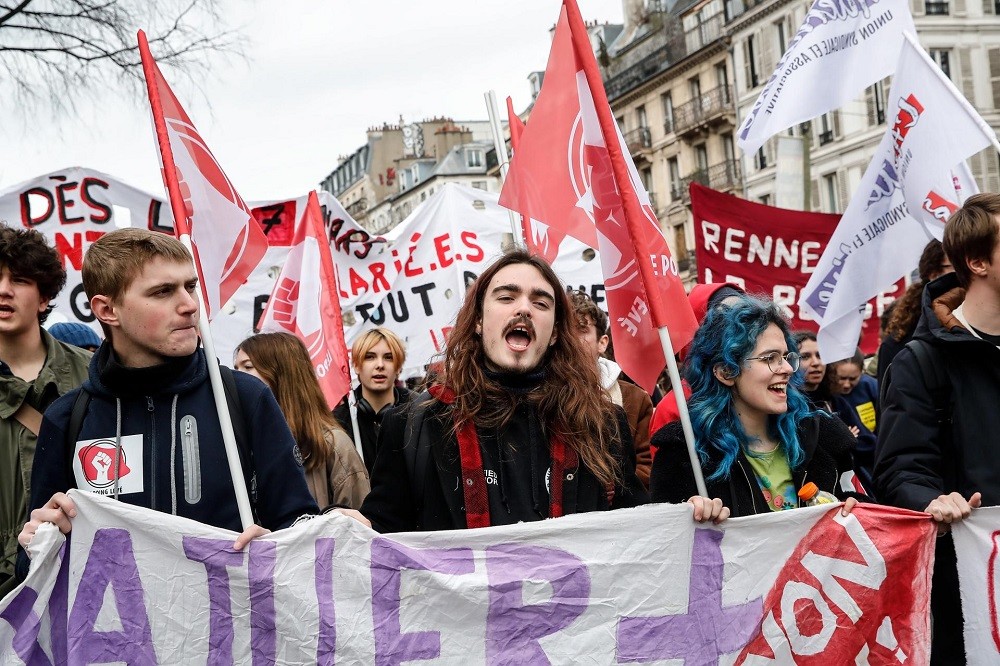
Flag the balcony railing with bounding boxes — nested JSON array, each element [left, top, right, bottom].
[[664, 117, 674, 135], [346, 197, 369, 217], [684, 14, 724, 53], [680, 159, 742, 201], [673, 85, 735, 135], [625, 126, 652, 154], [670, 182, 685, 202], [647, 191, 658, 211], [818, 130, 835, 145], [604, 45, 674, 102], [924, 0, 949, 13]]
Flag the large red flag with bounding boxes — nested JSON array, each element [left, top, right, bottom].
[[138, 31, 268, 319], [499, 4, 697, 393], [507, 97, 566, 263], [257, 192, 351, 409]]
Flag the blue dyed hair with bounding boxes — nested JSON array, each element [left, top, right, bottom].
[[683, 296, 813, 481]]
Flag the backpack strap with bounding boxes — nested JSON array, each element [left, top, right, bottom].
[[906, 339, 951, 428], [65, 388, 93, 487], [219, 365, 260, 524]]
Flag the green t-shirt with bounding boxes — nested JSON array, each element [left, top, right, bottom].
[[745, 446, 798, 511]]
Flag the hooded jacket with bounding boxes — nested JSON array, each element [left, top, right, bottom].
[[0, 328, 90, 597], [28, 345, 318, 534], [333, 384, 412, 476], [360, 373, 649, 533], [649, 413, 865, 516], [876, 271, 998, 509]]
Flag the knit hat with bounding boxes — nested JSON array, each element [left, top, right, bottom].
[[48, 322, 102, 350]]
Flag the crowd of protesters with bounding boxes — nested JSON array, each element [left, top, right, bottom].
[[3, 193, 999, 663]]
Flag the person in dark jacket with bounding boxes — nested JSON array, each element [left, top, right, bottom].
[[18, 229, 317, 561], [337, 250, 648, 533], [332, 327, 411, 476], [650, 296, 866, 517], [876, 194, 1000, 665]]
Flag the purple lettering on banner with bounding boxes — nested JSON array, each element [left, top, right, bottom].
[[48, 541, 69, 663], [249, 540, 277, 666], [0, 586, 51, 666], [370, 538, 475, 666], [184, 536, 245, 665], [616, 529, 763, 664], [484, 544, 591, 665], [315, 538, 336, 665], [67, 528, 157, 665]]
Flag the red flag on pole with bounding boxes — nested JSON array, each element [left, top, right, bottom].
[[258, 192, 351, 409], [138, 31, 268, 320], [499, 4, 698, 393], [506, 97, 567, 263]]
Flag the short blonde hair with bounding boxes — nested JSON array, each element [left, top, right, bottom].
[[83, 228, 192, 303], [351, 328, 405, 373]]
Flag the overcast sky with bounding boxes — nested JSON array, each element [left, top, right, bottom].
[[0, 0, 624, 201]]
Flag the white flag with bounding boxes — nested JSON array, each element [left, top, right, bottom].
[[738, 0, 915, 155], [799, 34, 993, 363]]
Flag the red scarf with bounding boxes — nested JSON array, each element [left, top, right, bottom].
[[429, 385, 578, 529]]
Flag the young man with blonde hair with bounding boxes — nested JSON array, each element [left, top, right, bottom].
[[333, 327, 411, 475], [19, 228, 316, 567], [0, 225, 91, 597]]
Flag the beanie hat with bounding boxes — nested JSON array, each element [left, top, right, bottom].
[[48, 322, 102, 350]]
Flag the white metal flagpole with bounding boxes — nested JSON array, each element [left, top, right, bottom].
[[484, 89, 525, 249], [177, 233, 255, 529], [657, 327, 708, 498]]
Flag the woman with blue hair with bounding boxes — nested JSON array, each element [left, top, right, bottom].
[[649, 296, 866, 518]]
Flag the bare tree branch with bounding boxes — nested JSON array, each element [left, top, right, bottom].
[[0, 0, 246, 117]]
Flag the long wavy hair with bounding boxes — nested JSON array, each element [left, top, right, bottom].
[[236, 332, 340, 471], [443, 250, 621, 487], [886, 239, 948, 342], [684, 296, 812, 481]]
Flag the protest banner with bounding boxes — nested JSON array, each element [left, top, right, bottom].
[[0, 167, 168, 331], [737, 0, 915, 155], [954, 507, 1000, 665], [1, 491, 934, 664], [691, 183, 904, 355]]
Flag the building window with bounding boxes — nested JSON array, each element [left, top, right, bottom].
[[873, 80, 886, 125], [823, 173, 838, 212], [636, 104, 648, 129], [759, 194, 771, 206], [668, 157, 682, 200], [722, 133, 735, 163], [925, 0, 949, 13], [420, 191, 427, 202], [467, 150, 484, 168], [747, 34, 760, 88], [472, 181, 488, 191], [662, 93, 675, 133], [929, 49, 952, 79], [775, 19, 787, 53], [818, 113, 835, 145], [695, 144, 709, 172], [755, 146, 768, 170]]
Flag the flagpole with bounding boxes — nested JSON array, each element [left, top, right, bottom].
[[903, 32, 1000, 155], [484, 90, 525, 249], [561, 0, 708, 497], [658, 328, 708, 497], [139, 30, 254, 529]]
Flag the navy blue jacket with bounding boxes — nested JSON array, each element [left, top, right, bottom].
[[28, 345, 318, 533]]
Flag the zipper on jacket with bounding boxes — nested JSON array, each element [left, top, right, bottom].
[[737, 459, 761, 515], [147, 397, 156, 511], [180, 415, 202, 504]]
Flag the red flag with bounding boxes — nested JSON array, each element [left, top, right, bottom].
[[507, 97, 566, 263], [138, 30, 268, 319], [257, 192, 351, 409], [499, 4, 697, 393]]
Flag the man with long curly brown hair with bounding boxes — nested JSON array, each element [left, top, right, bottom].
[[0, 225, 91, 597], [344, 250, 648, 532]]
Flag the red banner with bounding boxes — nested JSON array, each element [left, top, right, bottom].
[[690, 183, 903, 354]]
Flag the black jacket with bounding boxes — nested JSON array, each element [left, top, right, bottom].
[[29, 345, 318, 531], [333, 385, 412, 476], [360, 390, 649, 533], [649, 413, 864, 516], [876, 272, 1000, 510]]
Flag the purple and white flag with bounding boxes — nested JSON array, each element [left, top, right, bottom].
[[799, 34, 992, 363], [738, 0, 914, 155]]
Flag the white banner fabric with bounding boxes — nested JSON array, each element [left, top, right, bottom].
[[953, 507, 1000, 665], [0, 492, 936, 664], [737, 0, 915, 155]]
